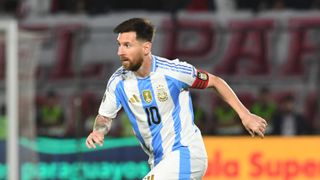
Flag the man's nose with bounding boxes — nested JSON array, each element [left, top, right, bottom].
[[117, 46, 124, 56]]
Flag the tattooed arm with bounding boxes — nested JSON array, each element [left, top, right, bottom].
[[86, 115, 112, 149]]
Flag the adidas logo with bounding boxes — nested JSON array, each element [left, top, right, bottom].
[[129, 94, 141, 103]]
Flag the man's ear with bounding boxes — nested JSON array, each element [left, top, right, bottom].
[[143, 42, 152, 55]]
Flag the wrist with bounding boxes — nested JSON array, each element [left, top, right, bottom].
[[93, 126, 109, 135], [93, 115, 112, 135], [239, 110, 251, 122]]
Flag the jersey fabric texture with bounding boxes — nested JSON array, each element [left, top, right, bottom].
[[99, 55, 208, 179]]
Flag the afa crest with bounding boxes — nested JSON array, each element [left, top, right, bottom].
[[142, 90, 153, 104], [156, 85, 168, 102]]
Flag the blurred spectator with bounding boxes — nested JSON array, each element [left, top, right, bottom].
[[119, 109, 135, 137], [84, 114, 95, 136], [191, 93, 213, 135], [107, 109, 124, 137], [82, 93, 100, 136], [0, 105, 6, 140], [250, 87, 277, 134], [272, 94, 310, 136], [36, 90, 66, 137], [82, 93, 124, 137], [212, 97, 244, 135]]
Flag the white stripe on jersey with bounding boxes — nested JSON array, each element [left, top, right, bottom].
[[122, 76, 155, 160], [179, 90, 198, 146], [150, 73, 176, 163]]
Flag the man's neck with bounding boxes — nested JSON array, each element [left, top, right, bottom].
[[134, 54, 152, 78]]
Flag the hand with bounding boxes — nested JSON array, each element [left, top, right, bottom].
[[86, 130, 104, 149], [241, 113, 268, 138]]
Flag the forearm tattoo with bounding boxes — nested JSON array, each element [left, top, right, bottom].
[[93, 115, 112, 135]]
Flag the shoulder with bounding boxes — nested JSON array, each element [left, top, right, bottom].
[[106, 66, 129, 90], [154, 55, 195, 76]]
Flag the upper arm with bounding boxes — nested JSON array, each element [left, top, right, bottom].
[[156, 58, 216, 90], [98, 75, 122, 119], [190, 70, 222, 90], [206, 73, 220, 89]]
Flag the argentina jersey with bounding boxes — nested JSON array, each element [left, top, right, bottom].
[[99, 55, 201, 168]]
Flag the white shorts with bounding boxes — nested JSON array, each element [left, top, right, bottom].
[[143, 133, 208, 180]]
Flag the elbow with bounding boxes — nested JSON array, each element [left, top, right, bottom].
[[207, 74, 223, 89]]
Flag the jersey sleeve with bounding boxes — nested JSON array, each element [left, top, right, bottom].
[[167, 59, 197, 88], [166, 59, 208, 89], [98, 76, 122, 119]]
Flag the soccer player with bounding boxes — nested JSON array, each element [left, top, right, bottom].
[[86, 18, 267, 179]]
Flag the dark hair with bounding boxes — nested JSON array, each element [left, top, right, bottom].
[[113, 18, 155, 42]]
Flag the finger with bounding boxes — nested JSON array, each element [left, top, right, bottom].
[[260, 119, 268, 126], [93, 137, 104, 146], [246, 128, 255, 137], [89, 133, 100, 148], [258, 118, 268, 126], [85, 140, 90, 149], [92, 132, 103, 140], [255, 129, 265, 138], [260, 122, 267, 128], [254, 114, 267, 126], [259, 126, 266, 134], [92, 131, 104, 142], [92, 134, 104, 146], [86, 138, 96, 149], [258, 123, 266, 130], [86, 139, 91, 148]]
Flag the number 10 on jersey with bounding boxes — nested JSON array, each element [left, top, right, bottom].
[[145, 106, 161, 126]]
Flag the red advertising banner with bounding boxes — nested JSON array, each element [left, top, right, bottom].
[[203, 136, 320, 180]]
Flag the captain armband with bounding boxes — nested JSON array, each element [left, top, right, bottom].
[[191, 69, 209, 89], [93, 115, 112, 135]]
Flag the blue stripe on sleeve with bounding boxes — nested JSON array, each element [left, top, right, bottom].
[[156, 60, 192, 73], [156, 58, 193, 71], [157, 64, 193, 75]]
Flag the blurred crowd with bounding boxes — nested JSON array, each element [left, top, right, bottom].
[[1, 0, 320, 18], [30, 86, 319, 138], [193, 87, 320, 136], [0, 86, 318, 139]]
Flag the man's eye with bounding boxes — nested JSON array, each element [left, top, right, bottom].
[[125, 44, 131, 48]]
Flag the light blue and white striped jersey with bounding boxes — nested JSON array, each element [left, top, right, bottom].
[[99, 55, 202, 168]]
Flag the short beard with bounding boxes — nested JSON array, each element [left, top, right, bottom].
[[128, 59, 143, 71]]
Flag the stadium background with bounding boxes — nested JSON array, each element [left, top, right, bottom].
[[0, 0, 319, 179]]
